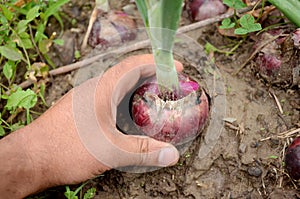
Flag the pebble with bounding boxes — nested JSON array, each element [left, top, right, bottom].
[[247, 166, 262, 177], [239, 143, 247, 153]]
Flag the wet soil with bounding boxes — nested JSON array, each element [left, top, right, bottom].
[[30, 1, 299, 198]]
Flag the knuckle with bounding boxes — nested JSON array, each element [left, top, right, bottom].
[[138, 137, 150, 154]]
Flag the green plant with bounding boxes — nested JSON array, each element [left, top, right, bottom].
[[0, 0, 69, 136], [220, 0, 262, 35], [135, 0, 183, 95], [268, 0, 300, 28], [64, 183, 96, 199]]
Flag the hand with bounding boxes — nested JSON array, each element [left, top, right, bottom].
[[0, 54, 182, 198]]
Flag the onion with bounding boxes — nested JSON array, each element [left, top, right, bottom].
[[185, 0, 227, 21], [88, 10, 137, 48], [285, 137, 300, 180], [253, 28, 300, 87], [130, 73, 209, 145]]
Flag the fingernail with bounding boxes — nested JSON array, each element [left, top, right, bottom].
[[158, 147, 179, 167]]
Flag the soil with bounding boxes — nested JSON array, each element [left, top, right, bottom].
[[30, 1, 299, 199]]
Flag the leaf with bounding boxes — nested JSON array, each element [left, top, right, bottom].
[[83, 188, 96, 199], [9, 122, 24, 132], [19, 32, 30, 39], [21, 38, 34, 49], [205, 42, 217, 54], [53, 39, 64, 46], [0, 46, 23, 61], [5, 89, 38, 111], [3, 61, 14, 80], [74, 50, 81, 59], [219, 18, 235, 29], [38, 39, 52, 54], [223, 0, 246, 9], [237, 14, 262, 34], [43, 0, 70, 21], [234, 27, 249, 35], [0, 125, 5, 136], [0, 5, 14, 21], [17, 20, 29, 34], [26, 6, 40, 22], [34, 23, 47, 43], [64, 186, 78, 199], [135, 0, 149, 27]]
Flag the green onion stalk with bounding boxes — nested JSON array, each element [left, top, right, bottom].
[[268, 0, 300, 28], [135, 0, 183, 98]]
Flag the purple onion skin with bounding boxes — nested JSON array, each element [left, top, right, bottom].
[[186, 0, 227, 21], [88, 11, 136, 48], [285, 137, 300, 180], [255, 54, 282, 76], [292, 28, 300, 47], [253, 29, 300, 86], [131, 74, 210, 145]]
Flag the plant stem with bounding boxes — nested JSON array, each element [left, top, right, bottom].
[[268, 0, 300, 27], [153, 48, 179, 93]]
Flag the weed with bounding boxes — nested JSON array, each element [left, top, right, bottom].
[[221, 0, 262, 35], [0, 0, 69, 136], [64, 182, 96, 199]]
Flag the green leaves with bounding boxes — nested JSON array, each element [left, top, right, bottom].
[[83, 188, 96, 199], [64, 183, 96, 199], [135, 0, 183, 93], [220, 0, 262, 35], [268, 0, 300, 28], [0, 46, 23, 61], [43, 0, 70, 21], [0, 0, 70, 134], [5, 89, 37, 111], [3, 61, 16, 81], [0, 5, 14, 21], [26, 6, 40, 22], [219, 18, 235, 29], [223, 0, 246, 9], [234, 14, 262, 35]]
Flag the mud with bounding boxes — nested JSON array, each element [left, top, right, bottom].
[[32, 1, 299, 198]]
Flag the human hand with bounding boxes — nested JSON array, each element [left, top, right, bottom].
[[1, 54, 183, 198]]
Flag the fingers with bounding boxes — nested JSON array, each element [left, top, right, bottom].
[[113, 134, 179, 168]]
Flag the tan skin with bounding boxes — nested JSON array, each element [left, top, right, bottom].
[[0, 54, 182, 198]]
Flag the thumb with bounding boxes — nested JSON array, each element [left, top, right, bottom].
[[113, 134, 180, 168]]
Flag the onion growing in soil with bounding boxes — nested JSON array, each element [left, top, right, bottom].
[[133, 0, 210, 145], [88, 10, 137, 48], [131, 74, 209, 145], [253, 28, 300, 87], [285, 137, 300, 180], [185, 0, 227, 21]]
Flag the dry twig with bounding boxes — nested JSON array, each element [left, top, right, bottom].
[[260, 127, 300, 141], [269, 90, 284, 114]]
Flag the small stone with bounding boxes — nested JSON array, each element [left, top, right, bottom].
[[239, 143, 247, 153], [248, 166, 262, 177]]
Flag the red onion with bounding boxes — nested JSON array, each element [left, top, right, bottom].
[[88, 11, 137, 48], [285, 137, 300, 180], [131, 73, 209, 145], [186, 0, 227, 21], [253, 28, 300, 87]]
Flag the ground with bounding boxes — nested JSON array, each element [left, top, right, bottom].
[[29, 1, 299, 198]]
